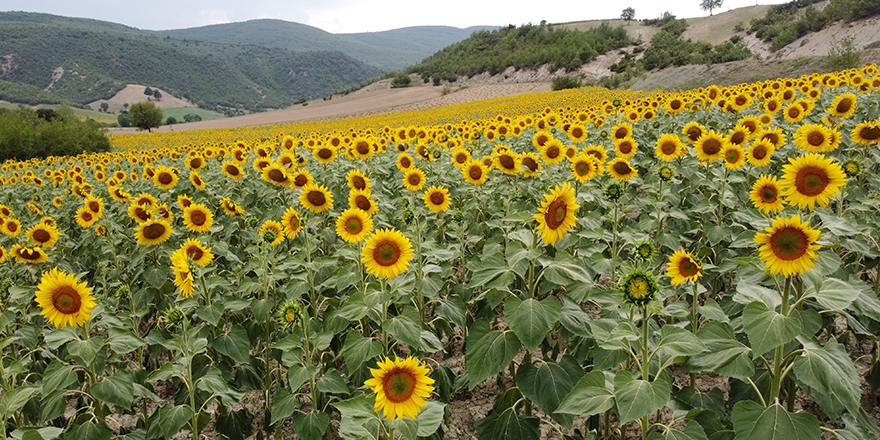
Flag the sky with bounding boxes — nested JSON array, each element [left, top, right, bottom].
[[3, 0, 789, 34]]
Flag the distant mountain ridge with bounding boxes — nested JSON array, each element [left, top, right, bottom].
[[0, 11, 489, 111]]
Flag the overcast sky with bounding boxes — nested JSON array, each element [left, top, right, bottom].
[[4, 0, 788, 34]]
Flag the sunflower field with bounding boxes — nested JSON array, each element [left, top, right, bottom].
[[1, 64, 880, 440]]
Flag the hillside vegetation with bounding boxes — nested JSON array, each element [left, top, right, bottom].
[[749, 0, 880, 51], [0, 12, 384, 112], [153, 21, 494, 71]]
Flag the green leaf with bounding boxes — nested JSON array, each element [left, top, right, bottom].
[[151, 404, 193, 440], [416, 401, 445, 437], [333, 395, 380, 440], [383, 307, 423, 350], [699, 298, 729, 323], [683, 321, 754, 380], [792, 337, 861, 415], [341, 332, 383, 376], [733, 283, 781, 310], [539, 256, 592, 284], [39, 390, 67, 423], [213, 325, 251, 364], [66, 337, 104, 366], [468, 253, 515, 290], [11, 426, 64, 440], [270, 389, 298, 425], [475, 407, 540, 440], [466, 330, 520, 389], [196, 368, 244, 406], [65, 421, 112, 440], [555, 370, 614, 416], [613, 371, 671, 424], [516, 362, 575, 428], [658, 420, 709, 440], [658, 326, 707, 358], [107, 328, 145, 355], [91, 370, 134, 410], [558, 297, 592, 337], [801, 273, 859, 312], [317, 369, 349, 394], [196, 302, 224, 326], [742, 302, 801, 357], [144, 266, 167, 289], [1, 385, 39, 415], [288, 364, 318, 392], [504, 296, 561, 352], [41, 362, 78, 396], [215, 408, 253, 440], [292, 412, 330, 440], [732, 401, 819, 440]]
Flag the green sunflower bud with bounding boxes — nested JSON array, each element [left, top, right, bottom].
[[604, 182, 623, 202], [621, 269, 659, 306], [160, 306, 186, 330]]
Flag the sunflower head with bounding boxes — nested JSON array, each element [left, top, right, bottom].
[[533, 182, 579, 246], [361, 229, 414, 279], [604, 182, 624, 202], [754, 214, 822, 277], [277, 300, 302, 329], [657, 165, 675, 182], [160, 306, 186, 331], [34, 267, 96, 328], [631, 240, 657, 262], [841, 158, 863, 177], [621, 269, 659, 306], [364, 356, 435, 420], [666, 248, 702, 286]]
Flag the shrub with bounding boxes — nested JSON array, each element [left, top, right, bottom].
[[391, 74, 412, 88], [551, 75, 583, 91], [0, 106, 111, 161], [827, 35, 862, 70], [166, 116, 178, 125]]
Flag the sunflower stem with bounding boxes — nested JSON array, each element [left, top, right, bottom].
[[769, 276, 792, 405], [611, 201, 619, 286]]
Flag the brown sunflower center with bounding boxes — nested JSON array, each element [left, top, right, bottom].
[[730, 131, 746, 145], [80, 212, 93, 222], [807, 131, 825, 146], [407, 173, 421, 185], [33, 229, 51, 243], [546, 145, 561, 159], [686, 127, 702, 142], [499, 155, 515, 170], [356, 141, 370, 155], [454, 154, 468, 164], [769, 226, 809, 261], [572, 127, 584, 138], [158, 173, 173, 185], [535, 135, 549, 147], [661, 142, 677, 155], [859, 125, 880, 140], [735, 95, 748, 106], [307, 191, 327, 207], [678, 258, 700, 277], [614, 127, 628, 139], [382, 368, 417, 403], [787, 107, 801, 118], [345, 218, 364, 234], [760, 185, 779, 203], [268, 169, 286, 183], [522, 157, 538, 171], [225, 165, 240, 176], [401, 157, 413, 168], [752, 145, 768, 160], [544, 199, 568, 230], [88, 201, 101, 213], [317, 148, 333, 159], [143, 223, 167, 239], [20, 248, 43, 260], [6, 222, 18, 232], [354, 195, 372, 211], [352, 176, 367, 190], [725, 149, 741, 163], [613, 161, 632, 176], [191, 158, 203, 169], [288, 216, 301, 230], [468, 166, 483, 180], [575, 162, 590, 176], [186, 246, 204, 261], [135, 207, 151, 221], [618, 142, 633, 155], [836, 98, 853, 113], [794, 166, 830, 196], [52, 287, 82, 314], [429, 192, 445, 205], [190, 211, 207, 226], [373, 241, 401, 267], [294, 174, 308, 187], [701, 139, 721, 155]]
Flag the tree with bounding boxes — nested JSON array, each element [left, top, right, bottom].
[[700, 0, 723, 16], [152, 89, 162, 101], [128, 102, 163, 132], [99, 102, 109, 113], [621, 7, 636, 23]]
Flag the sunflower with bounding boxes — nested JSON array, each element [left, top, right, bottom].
[[534, 182, 579, 246], [841, 158, 863, 178], [682, 121, 705, 144], [221, 161, 245, 180], [291, 169, 314, 188], [451, 147, 471, 168], [754, 214, 821, 277], [567, 124, 588, 143], [462, 159, 489, 185], [402, 168, 427, 192], [182, 203, 213, 233], [26, 223, 60, 247], [783, 102, 807, 123], [745, 139, 775, 167], [666, 249, 702, 285], [1, 218, 21, 236], [793, 124, 835, 153], [850, 120, 880, 145], [611, 122, 632, 141], [350, 137, 373, 160], [519, 152, 543, 177], [177, 238, 214, 266], [613, 136, 638, 159], [621, 269, 659, 306], [259, 220, 285, 246], [749, 175, 785, 214], [170, 251, 195, 298], [135, 219, 172, 246], [364, 356, 435, 420], [11, 244, 48, 264], [349, 189, 379, 216], [582, 144, 608, 163], [313, 145, 338, 164], [694, 130, 727, 163], [607, 158, 639, 182], [75, 207, 98, 229], [532, 130, 552, 149], [654, 134, 686, 162], [188, 170, 207, 190], [756, 126, 787, 149], [422, 185, 451, 213], [494, 150, 520, 175], [540, 138, 566, 165], [34, 267, 95, 328], [361, 228, 414, 279], [721, 144, 746, 170], [281, 207, 303, 239], [570, 154, 602, 183], [396, 153, 415, 171], [152, 166, 179, 190], [336, 208, 374, 243], [299, 183, 334, 213], [827, 92, 857, 118], [779, 153, 847, 210], [219, 197, 245, 216], [108, 186, 131, 203], [260, 164, 292, 187], [727, 125, 751, 147]]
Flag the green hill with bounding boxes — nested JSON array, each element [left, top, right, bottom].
[[151, 20, 495, 71], [0, 12, 384, 111]]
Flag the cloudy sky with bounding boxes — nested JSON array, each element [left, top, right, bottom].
[[4, 0, 787, 33]]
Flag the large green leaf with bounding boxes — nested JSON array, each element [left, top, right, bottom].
[[683, 322, 754, 380], [66, 337, 105, 366], [196, 368, 244, 406], [475, 407, 540, 440], [613, 371, 671, 424], [416, 401, 445, 437], [215, 408, 254, 440], [1, 385, 39, 415], [90, 370, 134, 410], [466, 330, 520, 389], [792, 337, 861, 415], [41, 362, 78, 396], [555, 370, 614, 417], [801, 273, 859, 312], [148, 404, 192, 440], [292, 412, 330, 440], [213, 325, 251, 364], [333, 395, 380, 440], [65, 421, 112, 440], [383, 307, 423, 350], [287, 365, 319, 392], [539, 256, 592, 284], [732, 401, 819, 440], [742, 302, 801, 357], [106, 328, 145, 355], [658, 325, 707, 358], [733, 283, 781, 310], [558, 297, 592, 337], [648, 420, 709, 440], [270, 389, 298, 425], [341, 332, 383, 376], [504, 296, 561, 352], [515, 362, 575, 427]]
